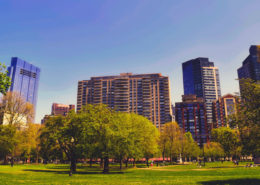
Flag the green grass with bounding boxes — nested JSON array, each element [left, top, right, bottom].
[[0, 162, 259, 184]]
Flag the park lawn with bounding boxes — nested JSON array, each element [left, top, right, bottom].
[[0, 163, 259, 185]]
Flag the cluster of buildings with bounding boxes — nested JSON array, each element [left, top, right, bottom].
[[2, 45, 260, 146], [76, 45, 260, 146]]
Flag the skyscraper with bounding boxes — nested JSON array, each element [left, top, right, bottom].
[[7, 57, 40, 117], [175, 95, 208, 146], [77, 73, 172, 129], [182, 57, 221, 126], [237, 45, 260, 92]]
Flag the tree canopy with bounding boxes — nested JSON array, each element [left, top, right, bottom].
[[39, 104, 159, 174], [230, 79, 260, 157], [0, 63, 11, 95]]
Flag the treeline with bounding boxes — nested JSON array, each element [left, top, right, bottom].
[[40, 104, 159, 173]]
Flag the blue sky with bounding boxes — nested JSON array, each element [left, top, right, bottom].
[[1, 0, 260, 123]]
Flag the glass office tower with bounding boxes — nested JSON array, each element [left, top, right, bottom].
[[237, 45, 260, 94], [7, 57, 41, 116], [182, 57, 221, 127]]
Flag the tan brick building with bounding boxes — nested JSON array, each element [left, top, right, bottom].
[[77, 73, 172, 129]]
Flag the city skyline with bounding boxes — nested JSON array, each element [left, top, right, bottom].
[[1, 0, 260, 123]]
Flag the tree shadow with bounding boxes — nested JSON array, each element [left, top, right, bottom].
[[200, 178, 260, 185], [23, 169, 125, 175], [209, 166, 236, 169]]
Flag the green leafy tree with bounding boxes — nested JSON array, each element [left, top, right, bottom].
[[20, 123, 41, 163], [182, 132, 200, 161], [203, 142, 224, 161], [0, 124, 19, 166], [160, 122, 182, 163], [138, 116, 159, 166], [211, 127, 240, 159], [0, 63, 11, 95], [230, 79, 260, 157], [39, 112, 87, 174], [112, 112, 133, 169], [82, 104, 115, 173]]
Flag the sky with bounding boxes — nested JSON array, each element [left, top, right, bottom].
[[0, 0, 260, 123]]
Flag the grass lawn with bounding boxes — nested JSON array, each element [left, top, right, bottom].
[[0, 162, 259, 185]]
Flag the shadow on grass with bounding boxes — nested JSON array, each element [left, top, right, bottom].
[[209, 166, 237, 169], [200, 178, 260, 185], [23, 169, 125, 175]]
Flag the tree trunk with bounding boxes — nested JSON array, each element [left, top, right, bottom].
[[4, 155, 8, 165], [120, 158, 122, 170], [133, 158, 136, 168], [163, 151, 165, 161], [125, 158, 129, 168], [103, 156, 109, 173], [70, 157, 77, 172], [11, 157, 14, 167], [89, 158, 93, 167], [146, 158, 149, 167], [100, 158, 104, 168], [36, 153, 39, 164]]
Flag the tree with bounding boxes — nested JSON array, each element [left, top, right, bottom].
[[20, 123, 41, 163], [138, 115, 159, 166], [182, 132, 200, 161], [79, 105, 159, 172], [114, 113, 158, 168], [80, 104, 115, 173], [230, 79, 260, 157], [0, 92, 34, 126], [160, 122, 182, 163], [0, 124, 19, 166], [39, 112, 87, 175], [211, 127, 240, 159], [0, 63, 11, 95], [112, 112, 133, 169], [203, 142, 224, 161]]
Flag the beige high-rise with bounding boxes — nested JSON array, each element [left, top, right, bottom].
[[77, 73, 172, 129]]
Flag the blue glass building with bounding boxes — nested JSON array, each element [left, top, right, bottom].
[[237, 45, 260, 92], [7, 57, 40, 115], [182, 58, 221, 126]]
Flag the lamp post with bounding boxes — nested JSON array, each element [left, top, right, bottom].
[[202, 142, 205, 166], [69, 137, 75, 176]]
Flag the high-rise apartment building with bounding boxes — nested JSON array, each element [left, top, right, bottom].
[[175, 95, 208, 146], [77, 73, 172, 128], [237, 45, 260, 92], [7, 57, 40, 118], [52, 103, 75, 116], [182, 58, 221, 127], [212, 94, 237, 128]]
